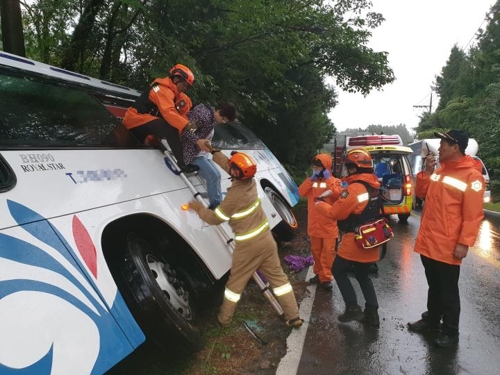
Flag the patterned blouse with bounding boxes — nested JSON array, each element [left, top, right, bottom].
[[181, 104, 216, 164]]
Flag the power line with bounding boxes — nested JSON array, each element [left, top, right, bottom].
[[413, 93, 433, 113], [415, 6, 494, 110]]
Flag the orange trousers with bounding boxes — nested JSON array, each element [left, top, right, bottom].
[[310, 236, 337, 283]]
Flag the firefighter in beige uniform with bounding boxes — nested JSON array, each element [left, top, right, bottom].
[[188, 151, 303, 328]]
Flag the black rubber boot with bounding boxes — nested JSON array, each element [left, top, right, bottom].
[[408, 319, 441, 333], [338, 305, 363, 322], [434, 331, 459, 347], [362, 306, 380, 328]]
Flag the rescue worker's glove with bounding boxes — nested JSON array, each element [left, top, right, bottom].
[[321, 169, 331, 179], [313, 196, 326, 202], [188, 199, 204, 213], [230, 151, 238, 156], [183, 121, 198, 134], [309, 171, 320, 181]]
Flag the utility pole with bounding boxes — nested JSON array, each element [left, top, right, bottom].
[[413, 93, 433, 114]]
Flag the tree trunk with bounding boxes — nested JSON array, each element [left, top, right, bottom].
[[99, 1, 146, 80], [60, 0, 105, 72], [0, 0, 26, 56]]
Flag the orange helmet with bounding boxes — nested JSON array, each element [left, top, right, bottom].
[[170, 64, 195, 86], [228, 152, 257, 180], [344, 148, 373, 169]]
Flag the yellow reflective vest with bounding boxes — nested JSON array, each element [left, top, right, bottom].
[[193, 152, 270, 243]]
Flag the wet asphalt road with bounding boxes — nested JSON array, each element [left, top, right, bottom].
[[296, 212, 500, 375]]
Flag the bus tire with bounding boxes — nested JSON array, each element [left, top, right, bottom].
[[120, 233, 203, 354], [264, 187, 298, 242]]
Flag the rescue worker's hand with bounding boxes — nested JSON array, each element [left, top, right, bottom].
[[203, 140, 222, 154], [309, 171, 320, 181], [230, 151, 238, 156], [314, 201, 327, 209], [313, 196, 326, 202], [188, 199, 204, 212], [424, 154, 437, 174], [321, 169, 331, 179], [184, 121, 197, 134], [196, 139, 211, 152], [453, 243, 468, 260]]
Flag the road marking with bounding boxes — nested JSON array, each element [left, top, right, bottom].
[[276, 266, 317, 375]]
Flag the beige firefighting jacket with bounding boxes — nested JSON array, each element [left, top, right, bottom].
[[193, 152, 270, 242]]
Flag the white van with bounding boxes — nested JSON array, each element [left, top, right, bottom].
[[339, 135, 414, 222], [472, 156, 491, 203], [408, 139, 491, 204]]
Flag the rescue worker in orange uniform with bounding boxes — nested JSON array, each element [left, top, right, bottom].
[[408, 130, 484, 347], [188, 150, 303, 328], [315, 148, 382, 327], [122, 64, 200, 173], [298, 154, 342, 291]]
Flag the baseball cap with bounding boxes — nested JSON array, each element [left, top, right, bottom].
[[434, 129, 469, 154]]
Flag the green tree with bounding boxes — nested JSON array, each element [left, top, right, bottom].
[[11, 0, 395, 169], [433, 46, 471, 111]]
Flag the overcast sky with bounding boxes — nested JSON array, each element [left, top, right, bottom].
[[328, 0, 495, 134]]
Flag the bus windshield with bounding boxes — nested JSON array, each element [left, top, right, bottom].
[[213, 122, 266, 150], [0, 67, 121, 147]]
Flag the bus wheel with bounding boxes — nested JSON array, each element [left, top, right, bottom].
[[398, 214, 410, 223], [264, 187, 298, 242], [120, 233, 203, 353]]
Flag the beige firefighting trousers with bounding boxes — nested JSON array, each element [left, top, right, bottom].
[[218, 230, 300, 325]]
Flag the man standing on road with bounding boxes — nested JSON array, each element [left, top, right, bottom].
[[408, 130, 485, 347]]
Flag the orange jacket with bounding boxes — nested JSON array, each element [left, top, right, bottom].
[[316, 173, 381, 263], [414, 155, 484, 265], [122, 77, 191, 133], [298, 153, 342, 239]]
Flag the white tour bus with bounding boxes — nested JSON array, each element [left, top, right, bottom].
[[0, 52, 299, 374]]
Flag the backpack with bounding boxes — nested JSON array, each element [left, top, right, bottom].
[[338, 180, 394, 249]]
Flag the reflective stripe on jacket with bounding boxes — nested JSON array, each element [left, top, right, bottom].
[[316, 173, 381, 263], [194, 152, 270, 242], [414, 155, 484, 265]]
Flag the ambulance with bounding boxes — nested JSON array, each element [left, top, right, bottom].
[[339, 134, 413, 222]]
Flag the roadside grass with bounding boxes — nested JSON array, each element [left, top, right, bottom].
[[484, 202, 500, 212], [174, 294, 270, 374]]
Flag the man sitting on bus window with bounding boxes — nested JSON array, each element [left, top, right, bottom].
[[122, 64, 201, 173], [181, 102, 237, 209]]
